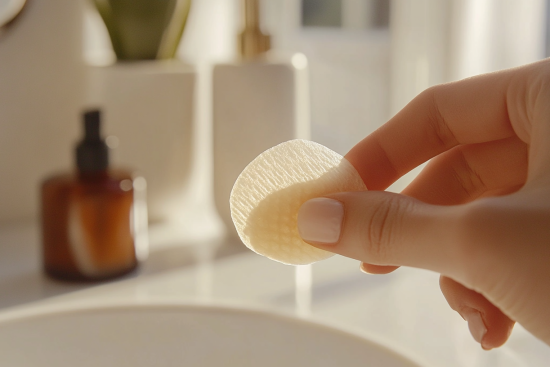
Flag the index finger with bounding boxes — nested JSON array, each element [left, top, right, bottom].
[[346, 66, 524, 191]]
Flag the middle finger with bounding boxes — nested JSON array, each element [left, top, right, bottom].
[[403, 136, 528, 205]]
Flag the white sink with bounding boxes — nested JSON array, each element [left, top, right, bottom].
[[0, 302, 422, 367]]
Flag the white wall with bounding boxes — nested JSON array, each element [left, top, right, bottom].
[[264, 0, 392, 155], [0, 0, 86, 222]]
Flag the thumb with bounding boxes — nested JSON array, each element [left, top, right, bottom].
[[297, 191, 460, 275]]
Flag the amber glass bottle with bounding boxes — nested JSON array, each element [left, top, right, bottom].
[[41, 110, 139, 281]]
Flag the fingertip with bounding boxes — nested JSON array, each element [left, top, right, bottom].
[[480, 311, 515, 350], [359, 263, 400, 274], [440, 276, 515, 349], [461, 306, 514, 350], [461, 307, 487, 345]]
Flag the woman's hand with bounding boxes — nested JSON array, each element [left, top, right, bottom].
[[297, 59, 550, 349]]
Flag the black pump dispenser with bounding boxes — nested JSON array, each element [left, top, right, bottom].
[[76, 110, 109, 173]]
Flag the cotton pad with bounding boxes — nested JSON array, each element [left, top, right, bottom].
[[230, 139, 367, 265]]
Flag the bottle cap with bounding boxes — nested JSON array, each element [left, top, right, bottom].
[[239, 0, 271, 59], [76, 110, 109, 173]]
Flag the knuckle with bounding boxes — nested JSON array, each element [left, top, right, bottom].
[[420, 86, 459, 150], [363, 195, 411, 262], [450, 149, 487, 199]]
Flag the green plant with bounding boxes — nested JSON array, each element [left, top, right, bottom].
[[92, 0, 192, 60]]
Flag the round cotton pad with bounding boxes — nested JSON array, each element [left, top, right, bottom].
[[230, 139, 367, 265]]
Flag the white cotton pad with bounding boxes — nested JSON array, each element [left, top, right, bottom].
[[230, 139, 367, 265]]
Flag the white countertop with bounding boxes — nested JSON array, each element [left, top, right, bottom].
[[0, 221, 548, 367]]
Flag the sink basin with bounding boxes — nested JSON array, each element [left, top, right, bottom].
[[0, 302, 422, 366]]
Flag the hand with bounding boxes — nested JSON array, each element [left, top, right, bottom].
[[297, 59, 550, 349]]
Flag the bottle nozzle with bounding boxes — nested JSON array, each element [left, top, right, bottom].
[[76, 109, 109, 173], [239, 0, 271, 59], [84, 110, 101, 141]]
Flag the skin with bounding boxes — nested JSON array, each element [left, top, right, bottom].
[[304, 59, 550, 349]]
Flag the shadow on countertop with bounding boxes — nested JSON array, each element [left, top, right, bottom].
[[0, 220, 246, 310]]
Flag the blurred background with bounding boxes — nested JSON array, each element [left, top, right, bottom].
[[0, 1, 550, 366], [1, 0, 548, 224]]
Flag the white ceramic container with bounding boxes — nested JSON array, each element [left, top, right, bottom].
[[0, 302, 422, 367], [213, 53, 310, 238], [87, 60, 195, 225]]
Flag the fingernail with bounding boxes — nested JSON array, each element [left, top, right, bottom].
[[359, 263, 371, 274], [297, 198, 344, 244], [461, 308, 487, 345]]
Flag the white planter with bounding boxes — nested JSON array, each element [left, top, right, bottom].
[[87, 60, 195, 225]]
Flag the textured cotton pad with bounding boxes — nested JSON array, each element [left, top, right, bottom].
[[230, 139, 367, 265]]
